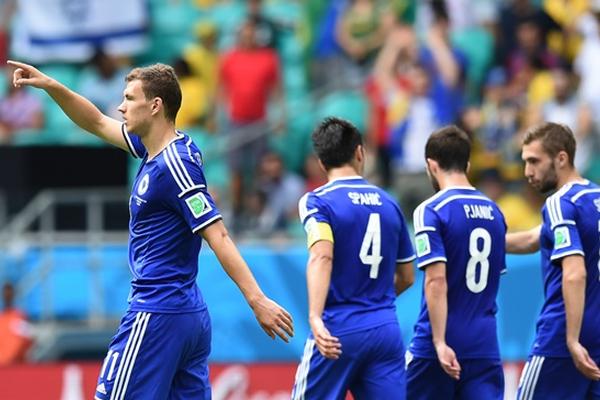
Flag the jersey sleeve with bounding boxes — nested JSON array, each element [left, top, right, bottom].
[[298, 192, 333, 248], [396, 208, 416, 264], [547, 197, 584, 262], [121, 123, 147, 159], [413, 204, 446, 269], [160, 144, 221, 232]]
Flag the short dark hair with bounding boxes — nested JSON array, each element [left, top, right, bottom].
[[126, 63, 182, 122], [523, 122, 576, 166], [312, 117, 363, 170], [425, 125, 471, 172]]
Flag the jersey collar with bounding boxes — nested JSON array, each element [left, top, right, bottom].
[[328, 175, 364, 184]]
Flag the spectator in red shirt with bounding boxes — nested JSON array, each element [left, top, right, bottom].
[[219, 19, 284, 227], [0, 282, 32, 366]]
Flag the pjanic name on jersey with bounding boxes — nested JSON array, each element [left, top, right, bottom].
[[348, 192, 382, 206], [463, 204, 494, 220]]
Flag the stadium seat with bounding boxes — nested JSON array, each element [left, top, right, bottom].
[[451, 27, 494, 103], [316, 90, 368, 134]]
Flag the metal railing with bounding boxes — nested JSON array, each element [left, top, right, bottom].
[[0, 187, 129, 323]]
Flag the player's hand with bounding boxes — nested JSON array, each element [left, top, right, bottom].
[[251, 295, 294, 343], [435, 342, 461, 380], [309, 316, 341, 360], [568, 341, 600, 380], [7, 60, 52, 89]]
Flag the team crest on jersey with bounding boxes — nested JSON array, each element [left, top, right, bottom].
[[185, 192, 212, 218], [194, 152, 203, 166], [138, 174, 150, 196], [553, 226, 571, 250], [415, 233, 431, 257]]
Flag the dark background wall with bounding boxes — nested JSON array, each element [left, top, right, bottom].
[[0, 146, 130, 229]]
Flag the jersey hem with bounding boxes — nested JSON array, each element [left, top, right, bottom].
[[408, 350, 501, 360], [127, 304, 207, 314], [327, 317, 398, 337]]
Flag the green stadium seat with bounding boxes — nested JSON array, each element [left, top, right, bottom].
[[451, 27, 494, 103], [316, 90, 368, 134], [186, 127, 230, 192]]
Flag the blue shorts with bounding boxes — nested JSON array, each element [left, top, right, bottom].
[[517, 355, 600, 399], [292, 322, 406, 400], [94, 310, 211, 400], [406, 355, 504, 400]]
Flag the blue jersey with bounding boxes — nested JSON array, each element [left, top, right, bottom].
[[409, 187, 507, 359], [532, 180, 600, 357], [122, 125, 222, 313], [298, 176, 415, 336]]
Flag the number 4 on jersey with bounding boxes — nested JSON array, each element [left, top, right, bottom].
[[360, 213, 383, 279]]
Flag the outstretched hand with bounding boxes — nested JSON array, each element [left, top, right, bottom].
[[251, 295, 294, 342], [435, 342, 461, 380], [7, 60, 52, 89]]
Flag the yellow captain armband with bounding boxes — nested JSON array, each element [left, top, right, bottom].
[[304, 217, 334, 248]]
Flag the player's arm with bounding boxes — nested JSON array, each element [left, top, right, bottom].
[[200, 220, 293, 342], [306, 239, 342, 360], [394, 261, 415, 296], [424, 261, 461, 380], [562, 254, 600, 380], [8, 60, 127, 150], [506, 225, 541, 254]]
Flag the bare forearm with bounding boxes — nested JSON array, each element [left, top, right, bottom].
[[207, 231, 264, 306], [307, 254, 332, 321], [44, 79, 107, 134], [394, 262, 415, 296], [426, 278, 448, 346], [563, 261, 586, 345], [506, 226, 540, 254]]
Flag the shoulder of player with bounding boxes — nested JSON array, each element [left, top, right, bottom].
[[567, 180, 600, 204], [311, 178, 380, 197], [156, 135, 206, 197]]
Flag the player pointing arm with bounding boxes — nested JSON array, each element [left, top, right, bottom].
[[9, 60, 127, 150], [9, 59, 293, 399]]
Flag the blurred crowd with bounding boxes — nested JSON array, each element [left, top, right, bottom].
[[2, 0, 600, 239]]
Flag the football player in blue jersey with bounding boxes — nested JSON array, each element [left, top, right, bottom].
[[291, 117, 416, 399], [506, 122, 600, 399], [8, 60, 293, 399], [406, 125, 507, 400]]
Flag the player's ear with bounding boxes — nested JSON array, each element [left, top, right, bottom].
[[317, 158, 327, 174], [355, 145, 364, 162], [466, 161, 471, 174], [556, 150, 569, 168], [151, 97, 162, 116], [425, 158, 438, 173]]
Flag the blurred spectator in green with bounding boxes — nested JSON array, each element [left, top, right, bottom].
[[0, 69, 44, 143], [336, 0, 394, 85]]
